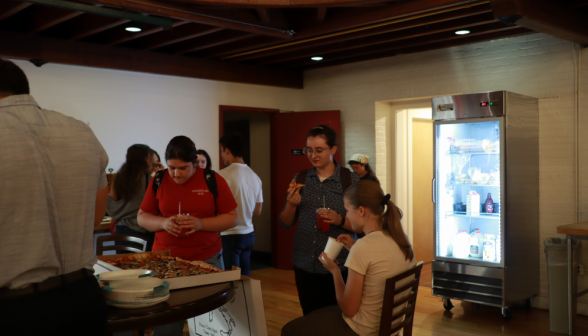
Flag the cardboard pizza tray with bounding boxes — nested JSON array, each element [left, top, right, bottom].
[[96, 250, 241, 290]]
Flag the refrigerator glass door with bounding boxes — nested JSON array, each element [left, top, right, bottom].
[[434, 118, 503, 266]]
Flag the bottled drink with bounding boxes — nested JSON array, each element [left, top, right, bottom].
[[485, 193, 494, 213]]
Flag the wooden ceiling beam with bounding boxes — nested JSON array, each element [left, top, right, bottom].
[[294, 0, 488, 39], [491, 0, 588, 45], [297, 27, 531, 70], [286, 24, 521, 68], [87, 0, 293, 39], [69, 17, 130, 40], [106, 20, 190, 45], [256, 8, 270, 23], [25, 7, 84, 34], [0, 1, 32, 22], [151, 0, 408, 8], [260, 13, 497, 65], [139, 25, 223, 51], [199, 35, 282, 58], [175, 33, 257, 54], [233, 4, 492, 61], [316, 7, 326, 22], [0, 30, 302, 88]]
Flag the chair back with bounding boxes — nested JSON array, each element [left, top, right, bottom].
[[96, 234, 152, 256], [378, 261, 424, 336]]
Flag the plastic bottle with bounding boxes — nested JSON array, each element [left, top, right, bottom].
[[469, 229, 484, 258], [483, 234, 496, 262], [485, 193, 494, 213], [453, 231, 471, 259]]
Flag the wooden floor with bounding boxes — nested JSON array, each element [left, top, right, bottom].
[[250, 267, 588, 336]]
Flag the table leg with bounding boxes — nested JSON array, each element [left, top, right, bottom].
[[567, 237, 573, 335]]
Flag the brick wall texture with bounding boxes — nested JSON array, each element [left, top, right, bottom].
[[300, 33, 588, 309]]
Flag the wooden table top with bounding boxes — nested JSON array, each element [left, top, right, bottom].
[[107, 282, 235, 332], [557, 222, 588, 237]]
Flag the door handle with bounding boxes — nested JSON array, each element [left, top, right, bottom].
[[432, 178, 436, 203]]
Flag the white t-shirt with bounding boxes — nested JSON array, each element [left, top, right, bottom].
[[343, 231, 416, 336], [218, 163, 263, 235]]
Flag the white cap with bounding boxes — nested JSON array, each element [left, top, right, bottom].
[[349, 153, 369, 164]]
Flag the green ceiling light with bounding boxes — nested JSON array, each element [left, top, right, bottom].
[[311, 56, 323, 61], [455, 30, 471, 35], [126, 27, 142, 32]]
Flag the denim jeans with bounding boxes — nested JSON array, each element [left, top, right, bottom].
[[152, 252, 224, 336], [221, 232, 255, 276]]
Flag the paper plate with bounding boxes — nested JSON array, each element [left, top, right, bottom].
[[96, 269, 156, 283], [103, 280, 170, 309]]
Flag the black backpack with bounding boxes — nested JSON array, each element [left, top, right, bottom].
[[152, 168, 218, 212]]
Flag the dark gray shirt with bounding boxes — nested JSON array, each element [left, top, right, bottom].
[[280, 162, 360, 274], [107, 174, 151, 233]]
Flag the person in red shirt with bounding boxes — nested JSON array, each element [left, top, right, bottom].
[[138, 136, 238, 336], [138, 135, 238, 265]]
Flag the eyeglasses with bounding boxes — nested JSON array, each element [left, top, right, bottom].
[[304, 147, 330, 155]]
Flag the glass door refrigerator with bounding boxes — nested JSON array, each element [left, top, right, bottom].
[[431, 91, 539, 320]]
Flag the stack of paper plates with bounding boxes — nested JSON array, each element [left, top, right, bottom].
[[102, 277, 170, 309]]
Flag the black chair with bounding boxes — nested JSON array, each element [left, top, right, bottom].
[[379, 261, 424, 336], [96, 234, 152, 256]]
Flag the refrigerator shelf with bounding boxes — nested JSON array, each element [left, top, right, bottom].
[[451, 182, 499, 187], [445, 211, 500, 219], [447, 150, 499, 155]]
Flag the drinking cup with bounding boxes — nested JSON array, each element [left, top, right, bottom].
[[316, 208, 331, 232], [323, 237, 345, 261], [176, 213, 189, 237]]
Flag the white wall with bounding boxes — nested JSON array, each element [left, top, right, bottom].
[[249, 114, 272, 253], [12, 59, 301, 171], [301, 33, 588, 312]]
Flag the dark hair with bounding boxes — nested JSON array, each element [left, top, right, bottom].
[[348, 160, 374, 174], [165, 136, 197, 163], [219, 133, 244, 158], [344, 180, 414, 261], [306, 125, 338, 148], [151, 149, 160, 162], [0, 59, 30, 95], [195, 149, 212, 170], [113, 144, 151, 201]]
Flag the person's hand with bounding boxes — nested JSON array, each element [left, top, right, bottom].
[[151, 162, 164, 174], [320, 209, 342, 225], [178, 215, 203, 236], [319, 252, 340, 274], [286, 188, 302, 207], [162, 215, 181, 237], [337, 234, 355, 251]]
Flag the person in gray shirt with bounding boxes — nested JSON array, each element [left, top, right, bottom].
[[108, 144, 158, 252], [0, 58, 109, 335]]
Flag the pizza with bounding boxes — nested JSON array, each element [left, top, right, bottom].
[[106, 253, 223, 279], [287, 179, 305, 193]]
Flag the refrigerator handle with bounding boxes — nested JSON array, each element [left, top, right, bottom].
[[432, 178, 436, 203]]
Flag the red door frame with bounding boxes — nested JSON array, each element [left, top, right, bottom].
[[218, 105, 280, 266]]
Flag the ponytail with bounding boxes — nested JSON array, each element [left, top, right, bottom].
[[344, 180, 414, 261]]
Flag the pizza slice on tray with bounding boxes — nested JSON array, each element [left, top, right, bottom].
[[287, 179, 305, 193], [106, 253, 223, 279]]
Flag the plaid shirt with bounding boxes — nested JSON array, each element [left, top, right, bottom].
[[280, 162, 359, 274]]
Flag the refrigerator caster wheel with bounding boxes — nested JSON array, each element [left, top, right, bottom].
[[502, 308, 512, 321], [443, 298, 454, 311]]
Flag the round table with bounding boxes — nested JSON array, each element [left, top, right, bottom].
[[107, 282, 235, 335]]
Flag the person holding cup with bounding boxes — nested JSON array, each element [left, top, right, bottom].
[[282, 180, 416, 336], [280, 125, 360, 316]]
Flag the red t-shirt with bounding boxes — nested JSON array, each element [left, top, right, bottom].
[[140, 168, 238, 261]]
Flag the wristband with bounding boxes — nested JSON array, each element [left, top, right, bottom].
[[338, 215, 346, 228]]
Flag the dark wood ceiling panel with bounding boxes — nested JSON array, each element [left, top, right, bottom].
[[88, 0, 294, 39], [230, 4, 492, 62], [0, 30, 302, 88], [297, 27, 532, 70], [256, 8, 270, 23], [316, 7, 327, 22], [27, 7, 84, 34], [128, 23, 223, 50], [258, 13, 498, 65], [70, 17, 130, 41], [165, 0, 400, 7], [0, 1, 32, 23], [157, 30, 251, 54], [198, 35, 283, 58], [177, 33, 257, 55], [98, 21, 189, 45], [288, 25, 526, 69]]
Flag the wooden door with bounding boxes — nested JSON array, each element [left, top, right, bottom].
[[272, 111, 341, 269], [412, 119, 434, 263]]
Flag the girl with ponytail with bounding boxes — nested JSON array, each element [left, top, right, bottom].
[[282, 180, 416, 336]]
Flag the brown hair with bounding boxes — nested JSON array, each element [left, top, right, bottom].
[[306, 125, 338, 148], [344, 180, 414, 261]]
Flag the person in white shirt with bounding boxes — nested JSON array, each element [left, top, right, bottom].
[[282, 180, 416, 336], [218, 133, 263, 276]]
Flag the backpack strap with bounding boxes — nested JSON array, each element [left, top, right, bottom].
[[204, 168, 218, 214], [152, 169, 166, 195], [340, 167, 353, 192]]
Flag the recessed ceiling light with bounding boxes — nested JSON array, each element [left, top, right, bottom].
[[311, 56, 323, 61], [455, 30, 470, 35], [126, 27, 142, 32]]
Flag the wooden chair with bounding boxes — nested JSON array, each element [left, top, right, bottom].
[[96, 234, 152, 256], [379, 261, 424, 336]]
